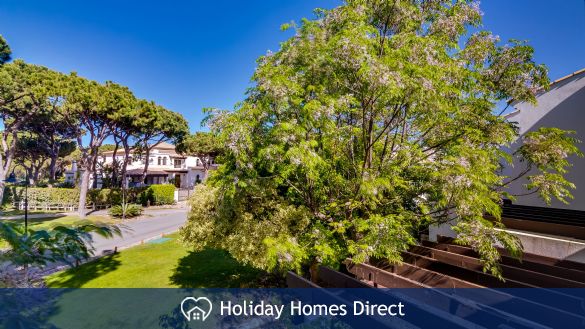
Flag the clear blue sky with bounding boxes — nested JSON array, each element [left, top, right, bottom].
[[1, 1, 584, 132]]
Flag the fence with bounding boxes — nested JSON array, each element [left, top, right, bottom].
[[176, 188, 194, 202], [12, 201, 108, 212]]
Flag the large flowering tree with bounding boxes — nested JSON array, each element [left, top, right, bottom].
[[181, 0, 581, 278]]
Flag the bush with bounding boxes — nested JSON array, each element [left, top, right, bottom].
[[89, 189, 122, 206], [109, 203, 143, 218], [3, 186, 80, 207], [88, 187, 147, 207], [2, 186, 149, 209], [139, 184, 176, 206]]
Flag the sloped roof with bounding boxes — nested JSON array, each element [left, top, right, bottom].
[[549, 68, 585, 88], [153, 141, 176, 149]]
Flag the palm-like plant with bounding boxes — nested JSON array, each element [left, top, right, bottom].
[[0, 222, 121, 286]]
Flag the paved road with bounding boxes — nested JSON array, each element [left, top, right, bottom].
[[90, 208, 188, 255]]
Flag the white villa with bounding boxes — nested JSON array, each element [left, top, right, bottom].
[[65, 142, 217, 189]]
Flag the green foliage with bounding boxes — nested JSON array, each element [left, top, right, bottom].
[[516, 127, 583, 204], [179, 185, 312, 271], [181, 1, 579, 278], [131, 101, 190, 172], [88, 188, 122, 206], [88, 188, 146, 206], [3, 186, 80, 207], [0, 221, 121, 286], [176, 128, 221, 156], [109, 203, 143, 218], [2, 186, 148, 208], [0, 35, 11, 65], [139, 184, 175, 206], [0, 40, 188, 218], [453, 218, 523, 280], [98, 144, 117, 153]]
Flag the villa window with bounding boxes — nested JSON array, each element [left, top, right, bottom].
[[157, 157, 161, 165], [149, 157, 153, 164], [163, 157, 167, 165]]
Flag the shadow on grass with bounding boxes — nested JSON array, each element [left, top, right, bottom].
[[45, 253, 121, 288], [169, 249, 264, 288], [2, 214, 66, 224]]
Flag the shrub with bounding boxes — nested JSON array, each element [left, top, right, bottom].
[[109, 203, 143, 218], [88, 187, 148, 207], [3, 186, 80, 207], [2, 186, 148, 209], [89, 189, 122, 206], [139, 184, 176, 206]]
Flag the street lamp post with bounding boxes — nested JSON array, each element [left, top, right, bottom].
[[24, 173, 29, 232]]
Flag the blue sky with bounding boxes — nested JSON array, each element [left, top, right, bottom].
[[1, 1, 584, 132]]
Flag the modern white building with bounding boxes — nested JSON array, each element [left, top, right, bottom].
[[504, 68, 585, 211], [65, 142, 217, 189]]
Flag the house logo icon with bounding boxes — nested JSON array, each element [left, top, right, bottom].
[[181, 296, 213, 322]]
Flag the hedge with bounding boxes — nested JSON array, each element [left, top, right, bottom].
[[3, 186, 80, 207], [139, 184, 176, 206], [88, 187, 147, 206], [2, 185, 154, 208]]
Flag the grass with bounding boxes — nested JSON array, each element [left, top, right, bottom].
[[14, 214, 114, 228], [0, 209, 63, 217], [45, 234, 271, 288], [0, 214, 116, 249]]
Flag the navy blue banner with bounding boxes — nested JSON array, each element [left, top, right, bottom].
[[1, 288, 585, 328]]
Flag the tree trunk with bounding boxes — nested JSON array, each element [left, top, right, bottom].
[[111, 138, 120, 187], [202, 156, 211, 181], [32, 161, 44, 185], [48, 142, 61, 182], [28, 167, 35, 185], [0, 163, 8, 204], [140, 144, 152, 186], [48, 153, 58, 181], [0, 132, 17, 204], [121, 136, 130, 189], [0, 178, 5, 205], [91, 154, 100, 189], [78, 168, 92, 218]]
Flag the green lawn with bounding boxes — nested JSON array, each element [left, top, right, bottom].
[[45, 234, 272, 288], [0, 209, 63, 217], [0, 214, 114, 249], [21, 214, 114, 228]]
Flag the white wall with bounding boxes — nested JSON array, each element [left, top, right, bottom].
[[504, 72, 585, 211]]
